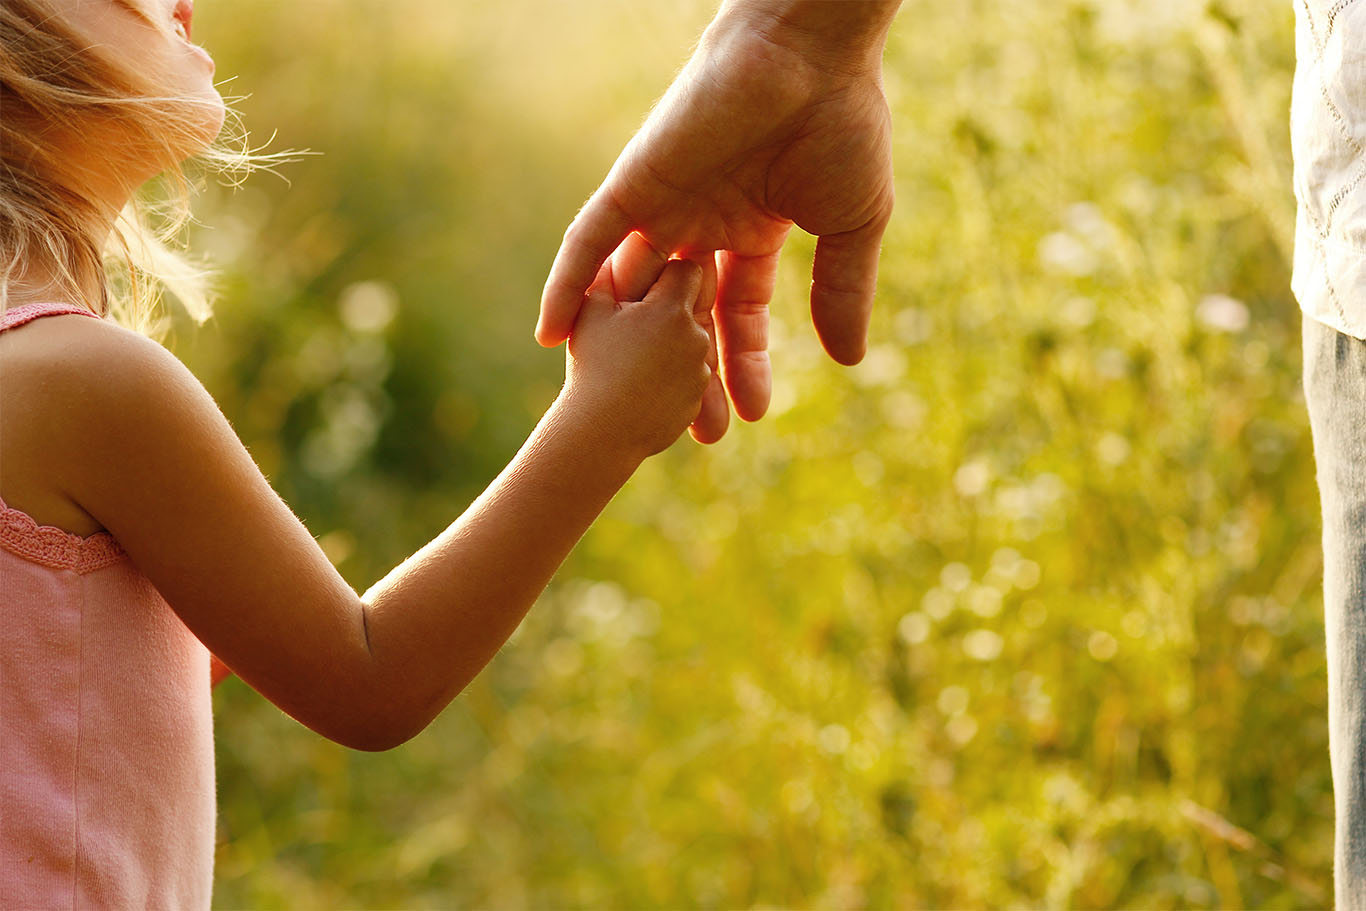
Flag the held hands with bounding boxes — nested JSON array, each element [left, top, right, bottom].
[[538, 4, 896, 440], [560, 233, 713, 462]]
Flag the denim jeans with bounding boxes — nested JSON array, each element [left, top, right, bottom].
[[1305, 313, 1366, 906]]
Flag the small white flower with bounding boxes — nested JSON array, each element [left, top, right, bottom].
[[1039, 231, 1099, 276], [954, 460, 991, 497], [1195, 294, 1249, 333], [1096, 432, 1131, 466], [898, 611, 931, 645], [963, 629, 1004, 661]]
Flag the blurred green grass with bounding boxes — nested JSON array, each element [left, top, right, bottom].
[[181, 0, 1323, 907]]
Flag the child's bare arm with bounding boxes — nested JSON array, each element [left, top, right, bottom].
[[54, 259, 710, 750], [210, 655, 232, 687]]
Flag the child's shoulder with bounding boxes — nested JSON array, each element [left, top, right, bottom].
[[5, 311, 206, 398], [0, 312, 216, 535], [1, 313, 209, 435]]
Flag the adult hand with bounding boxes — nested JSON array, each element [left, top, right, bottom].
[[537, 0, 899, 440]]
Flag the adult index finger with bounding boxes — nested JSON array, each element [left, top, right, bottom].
[[715, 249, 780, 423], [537, 189, 634, 347]]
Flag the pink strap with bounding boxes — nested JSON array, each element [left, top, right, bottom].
[[1, 301, 100, 332], [0, 300, 123, 571], [0, 500, 125, 573]]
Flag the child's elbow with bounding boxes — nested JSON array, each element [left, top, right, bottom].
[[329, 715, 423, 753], [341, 728, 415, 753], [310, 657, 464, 752], [325, 693, 442, 753]]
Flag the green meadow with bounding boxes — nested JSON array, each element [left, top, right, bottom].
[[184, 0, 1320, 906]]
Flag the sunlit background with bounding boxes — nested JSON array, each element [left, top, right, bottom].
[[179, 0, 1319, 906]]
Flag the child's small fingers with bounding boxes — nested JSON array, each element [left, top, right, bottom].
[[570, 262, 620, 337], [642, 259, 703, 310], [692, 252, 719, 323], [688, 254, 724, 440], [610, 232, 668, 302], [587, 256, 615, 296], [669, 253, 725, 443]]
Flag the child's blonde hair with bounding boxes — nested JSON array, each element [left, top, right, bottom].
[[0, 0, 259, 333]]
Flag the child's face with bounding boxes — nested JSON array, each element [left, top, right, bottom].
[[56, 0, 225, 146]]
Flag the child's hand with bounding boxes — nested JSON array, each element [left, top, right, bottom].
[[604, 234, 729, 444], [561, 243, 713, 460]]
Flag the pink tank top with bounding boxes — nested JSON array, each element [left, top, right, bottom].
[[0, 303, 215, 909]]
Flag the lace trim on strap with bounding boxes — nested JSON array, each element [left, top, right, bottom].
[[0, 499, 127, 574], [1, 301, 100, 331], [0, 302, 122, 572]]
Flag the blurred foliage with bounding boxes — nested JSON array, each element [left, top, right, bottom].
[[176, 0, 1325, 907]]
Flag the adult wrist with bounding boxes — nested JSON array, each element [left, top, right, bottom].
[[712, 0, 901, 77]]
